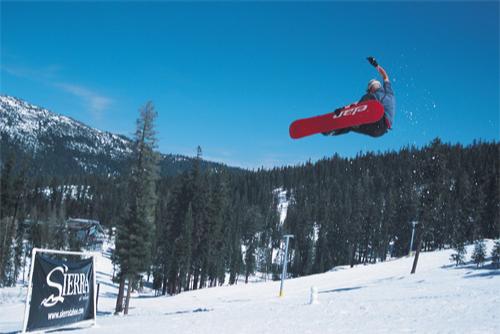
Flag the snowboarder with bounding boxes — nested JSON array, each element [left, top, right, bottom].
[[324, 57, 395, 137]]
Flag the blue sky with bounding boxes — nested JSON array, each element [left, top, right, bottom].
[[1, 1, 498, 169]]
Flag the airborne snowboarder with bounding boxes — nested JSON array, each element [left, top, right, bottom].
[[289, 57, 395, 140], [324, 56, 395, 137]]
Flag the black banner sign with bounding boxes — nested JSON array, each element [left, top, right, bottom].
[[26, 253, 95, 332]]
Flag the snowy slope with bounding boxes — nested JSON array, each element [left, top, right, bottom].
[[271, 187, 290, 265], [1, 241, 499, 333], [274, 187, 290, 225]]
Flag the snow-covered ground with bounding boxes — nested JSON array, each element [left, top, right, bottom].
[[275, 187, 290, 225], [271, 187, 290, 265], [1, 241, 499, 333]]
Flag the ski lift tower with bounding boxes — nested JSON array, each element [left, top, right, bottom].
[[409, 221, 419, 255], [279, 234, 294, 298]]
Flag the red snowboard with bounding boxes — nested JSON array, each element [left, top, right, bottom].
[[289, 100, 384, 139]]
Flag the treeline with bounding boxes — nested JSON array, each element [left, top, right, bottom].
[[152, 148, 282, 296], [0, 155, 126, 286], [149, 138, 499, 289], [110, 104, 280, 313], [268, 139, 499, 277]]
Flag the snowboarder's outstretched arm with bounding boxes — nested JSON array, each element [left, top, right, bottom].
[[367, 56, 389, 82], [366, 56, 395, 128], [376, 65, 389, 82]]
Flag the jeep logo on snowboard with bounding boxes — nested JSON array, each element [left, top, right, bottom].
[[332, 104, 368, 119]]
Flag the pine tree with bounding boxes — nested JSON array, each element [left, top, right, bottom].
[[228, 197, 242, 285], [491, 240, 500, 268], [450, 243, 467, 266], [12, 215, 27, 286], [471, 240, 487, 268], [242, 206, 262, 283], [176, 203, 193, 292], [114, 101, 159, 314], [0, 153, 28, 286]]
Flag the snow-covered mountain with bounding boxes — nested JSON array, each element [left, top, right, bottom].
[[0, 95, 132, 160], [0, 95, 233, 176]]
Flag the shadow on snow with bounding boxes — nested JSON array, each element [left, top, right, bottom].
[[319, 286, 364, 294], [164, 308, 213, 316]]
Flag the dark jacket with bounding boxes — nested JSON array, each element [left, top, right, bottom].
[[359, 81, 395, 127]]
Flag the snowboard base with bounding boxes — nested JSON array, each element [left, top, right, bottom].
[[289, 100, 384, 139]]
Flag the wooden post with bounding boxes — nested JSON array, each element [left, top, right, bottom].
[[411, 232, 422, 274], [115, 275, 125, 314], [124, 278, 132, 315], [96, 283, 100, 314]]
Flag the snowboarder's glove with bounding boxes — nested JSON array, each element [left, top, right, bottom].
[[367, 56, 378, 67]]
